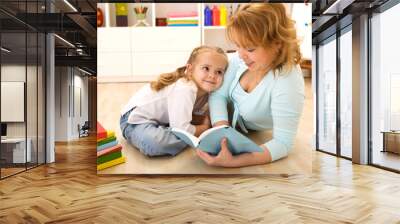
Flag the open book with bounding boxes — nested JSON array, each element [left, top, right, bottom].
[[171, 125, 263, 155]]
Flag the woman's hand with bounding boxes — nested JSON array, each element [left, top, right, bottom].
[[196, 138, 235, 167], [196, 139, 272, 168]]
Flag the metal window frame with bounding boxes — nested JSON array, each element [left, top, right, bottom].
[[315, 0, 400, 173], [0, 0, 48, 180], [368, 0, 400, 173], [315, 20, 353, 162]]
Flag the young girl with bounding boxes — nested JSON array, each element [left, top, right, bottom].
[[120, 46, 228, 157]]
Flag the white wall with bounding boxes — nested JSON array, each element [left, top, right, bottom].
[[1, 65, 35, 137], [55, 67, 69, 141], [72, 73, 89, 138], [1, 64, 46, 163], [54, 67, 89, 141]]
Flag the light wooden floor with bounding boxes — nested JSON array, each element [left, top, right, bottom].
[[0, 136, 399, 223], [1, 167, 25, 178], [97, 78, 313, 175], [372, 151, 400, 171]]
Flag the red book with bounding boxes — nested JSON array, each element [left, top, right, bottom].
[[97, 122, 107, 139], [212, 6, 220, 26], [97, 144, 122, 157]]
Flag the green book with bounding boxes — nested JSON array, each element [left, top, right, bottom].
[[97, 151, 122, 164], [97, 136, 117, 146]]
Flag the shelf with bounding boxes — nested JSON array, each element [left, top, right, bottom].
[[203, 26, 226, 30], [98, 3, 154, 27]]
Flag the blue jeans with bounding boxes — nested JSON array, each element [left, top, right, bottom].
[[120, 109, 188, 157]]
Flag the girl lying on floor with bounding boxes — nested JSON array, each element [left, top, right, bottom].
[[120, 46, 228, 157]]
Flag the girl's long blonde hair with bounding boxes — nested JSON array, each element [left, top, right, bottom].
[[150, 46, 227, 91], [226, 3, 301, 73]]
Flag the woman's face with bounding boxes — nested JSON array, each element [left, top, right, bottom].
[[187, 51, 227, 93], [236, 44, 280, 73]]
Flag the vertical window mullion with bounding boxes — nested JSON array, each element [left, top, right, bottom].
[[316, 45, 319, 151], [337, 26, 341, 157]]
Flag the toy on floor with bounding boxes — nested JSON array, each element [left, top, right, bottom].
[[97, 122, 125, 171]]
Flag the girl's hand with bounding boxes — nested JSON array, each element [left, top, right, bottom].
[[196, 138, 234, 167]]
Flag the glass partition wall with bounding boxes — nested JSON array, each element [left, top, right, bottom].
[[370, 2, 400, 172], [339, 27, 352, 159], [316, 26, 353, 159], [0, 1, 46, 179], [315, 0, 400, 172]]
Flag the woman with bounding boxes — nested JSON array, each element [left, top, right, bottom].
[[196, 3, 305, 167]]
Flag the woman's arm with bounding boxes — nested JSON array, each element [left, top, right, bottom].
[[263, 68, 305, 161], [196, 138, 272, 167]]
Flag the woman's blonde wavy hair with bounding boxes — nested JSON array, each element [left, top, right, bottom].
[[226, 3, 301, 74], [150, 45, 227, 91]]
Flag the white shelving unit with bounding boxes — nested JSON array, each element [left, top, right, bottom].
[[97, 3, 311, 82], [97, 3, 239, 82]]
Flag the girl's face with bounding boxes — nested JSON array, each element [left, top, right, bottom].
[[236, 44, 280, 73], [187, 51, 227, 93]]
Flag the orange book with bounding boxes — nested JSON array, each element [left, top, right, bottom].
[[97, 144, 122, 157], [97, 122, 107, 139]]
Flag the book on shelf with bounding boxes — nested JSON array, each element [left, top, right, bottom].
[[171, 125, 263, 155]]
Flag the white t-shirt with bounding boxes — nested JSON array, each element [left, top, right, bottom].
[[121, 78, 207, 135]]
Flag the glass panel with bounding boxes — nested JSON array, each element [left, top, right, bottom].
[[27, 31, 38, 169], [371, 3, 400, 171], [1, 29, 28, 178], [26, 0, 38, 169], [38, 32, 45, 165], [317, 37, 337, 154], [339, 29, 352, 158]]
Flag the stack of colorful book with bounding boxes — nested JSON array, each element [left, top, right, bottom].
[[167, 11, 198, 27], [97, 122, 125, 171]]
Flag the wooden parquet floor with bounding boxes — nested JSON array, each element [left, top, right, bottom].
[[0, 136, 400, 223]]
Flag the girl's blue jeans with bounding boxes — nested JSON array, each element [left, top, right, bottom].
[[120, 109, 188, 157]]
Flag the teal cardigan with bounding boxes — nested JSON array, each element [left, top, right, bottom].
[[209, 53, 305, 161]]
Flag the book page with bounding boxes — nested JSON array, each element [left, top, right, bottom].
[[198, 127, 263, 155], [198, 125, 229, 140], [171, 128, 199, 147]]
